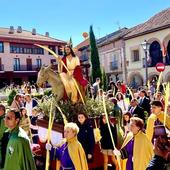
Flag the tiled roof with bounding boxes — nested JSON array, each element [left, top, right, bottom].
[[97, 28, 129, 46], [75, 28, 129, 50], [125, 8, 170, 39], [0, 27, 66, 44]]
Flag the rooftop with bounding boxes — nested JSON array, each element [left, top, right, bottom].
[[125, 8, 170, 39], [97, 27, 129, 46], [0, 27, 66, 45]]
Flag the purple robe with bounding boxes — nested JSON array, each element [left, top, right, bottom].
[[56, 143, 75, 170], [125, 139, 134, 170]]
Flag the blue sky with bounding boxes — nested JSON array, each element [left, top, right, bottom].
[[0, 0, 170, 46]]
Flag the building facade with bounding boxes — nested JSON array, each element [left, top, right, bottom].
[[124, 8, 170, 87], [97, 28, 128, 83], [75, 38, 90, 81], [75, 28, 129, 84], [0, 26, 66, 87], [76, 8, 170, 88]]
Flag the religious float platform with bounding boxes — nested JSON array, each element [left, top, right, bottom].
[[37, 117, 117, 170]]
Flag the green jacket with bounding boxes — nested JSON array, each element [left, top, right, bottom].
[[3, 126, 36, 170], [0, 115, 6, 139], [0, 115, 7, 168]]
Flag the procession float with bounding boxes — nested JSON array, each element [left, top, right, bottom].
[[34, 45, 119, 170]]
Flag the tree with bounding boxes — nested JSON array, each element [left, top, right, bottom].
[[69, 37, 73, 48], [89, 25, 102, 83]]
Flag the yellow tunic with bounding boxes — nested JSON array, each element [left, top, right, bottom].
[[59, 56, 80, 103], [121, 131, 153, 170], [146, 112, 170, 141]]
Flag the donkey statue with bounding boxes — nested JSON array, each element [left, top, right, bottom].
[[37, 65, 86, 103], [37, 65, 65, 103]]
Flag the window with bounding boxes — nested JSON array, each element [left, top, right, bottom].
[[36, 59, 42, 69], [24, 48, 27, 53], [19, 47, 23, 53], [33, 48, 38, 54], [26, 58, 32, 71], [0, 42, 4, 53], [10, 43, 44, 55], [80, 50, 88, 62], [14, 58, 20, 71], [110, 61, 118, 70], [132, 50, 139, 61], [112, 53, 118, 61], [110, 53, 118, 70], [48, 45, 56, 55]]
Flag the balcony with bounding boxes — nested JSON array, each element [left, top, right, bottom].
[[13, 65, 41, 71], [0, 64, 4, 71], [110, 61, 118, 70]]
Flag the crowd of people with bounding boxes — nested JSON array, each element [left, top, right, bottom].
[[0, 44, 170, 170]]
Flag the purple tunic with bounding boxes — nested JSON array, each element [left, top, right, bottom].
[[56, 143, 75, 170], [125, 138, 134, 170]]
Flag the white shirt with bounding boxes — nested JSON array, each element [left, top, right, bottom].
[[117, 100, 129, 113], [25, 101, 32, 116]]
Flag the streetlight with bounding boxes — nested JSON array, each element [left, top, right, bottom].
[[141, 40, 150, 86]]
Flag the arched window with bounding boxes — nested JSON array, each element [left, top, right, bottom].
[[130, 74, 143, 87], [149, 41, 163, 66]]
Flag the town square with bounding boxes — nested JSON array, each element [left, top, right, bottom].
[[0, 0, 170, 170]]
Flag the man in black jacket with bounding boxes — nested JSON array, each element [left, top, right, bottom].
[[138, 90, 151, 115], [129, 98, 145, 122]]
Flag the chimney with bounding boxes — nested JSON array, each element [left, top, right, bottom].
[[45, 32, 49, 37], [32, 28, 36, 35], [9, 26, 14, 34], [17, 26, 22, 33]]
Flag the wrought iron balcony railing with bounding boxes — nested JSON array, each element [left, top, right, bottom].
[[13, 65, 41, 71]]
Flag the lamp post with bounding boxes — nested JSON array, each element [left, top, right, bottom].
[[141, 40, 150, 86]]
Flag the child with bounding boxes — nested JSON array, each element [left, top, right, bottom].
[[30, 107, 40, 144], [99, 114, 119, 170], [123, 112, 132, 137], [116, 92, 129, 113], [19, 107, 30, 136]]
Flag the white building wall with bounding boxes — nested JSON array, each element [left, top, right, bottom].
[[125, 28, 170, 84], [98, 39, 124, 78]]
